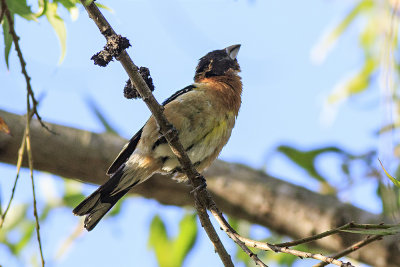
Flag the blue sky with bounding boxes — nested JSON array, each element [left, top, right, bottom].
[[0, 0, 381, 266]]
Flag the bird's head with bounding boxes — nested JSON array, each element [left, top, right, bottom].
[[194, 44, 241, 82]]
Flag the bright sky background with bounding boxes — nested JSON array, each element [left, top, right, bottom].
[[0, 0, 383, 266]]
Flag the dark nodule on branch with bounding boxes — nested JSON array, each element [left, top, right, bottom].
[[124, 67, 155, 99], [91, 34, 131, 67]]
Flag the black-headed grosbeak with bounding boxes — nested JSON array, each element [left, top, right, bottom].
[[73, 44, 242, 231]]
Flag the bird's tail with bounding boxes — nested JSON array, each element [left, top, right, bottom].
[[72, 167, 139, 231]]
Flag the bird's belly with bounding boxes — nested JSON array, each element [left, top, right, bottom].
[[157, 112, 235, 179]]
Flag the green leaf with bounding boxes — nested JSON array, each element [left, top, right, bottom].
[[2, 16, 13, 69], [55, 0, 79, 10], [148, 213, 197, 267], [55, 0, 80, 20], [379, 159, 400, 188], [171, 213, 197, 266], [63, 192, 85, 208], [328, 57, 377, 104], [376, 182, 400, 216], [277, 145, 348, 193], [312, 0, 374, 63], [148, 215, 170, 267], [95, 3, 113, 13], [34, 0, 47, 18], [276, 253, 298, 266], [14, 222, 35, 255], [0, 204, 28, 235], [107, 197, 124, 217], [6, 0, 36, 21], [341, 225, 400, 236], [45, 2, 67, 63]]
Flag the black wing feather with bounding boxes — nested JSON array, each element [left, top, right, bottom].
[[107, 127, 143, 175], [162, 85, 195, 106], [106, 85, 196, 175]]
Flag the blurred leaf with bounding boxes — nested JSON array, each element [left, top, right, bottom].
[[83, 0, 95, 6], [377, 181, 400, 217], [311, 0, 374, 63], [0, 204, 28, 238], [95, 3, 113, 13], [172, 213, 197, 266], [359, 16, 378, 53], [2, 14, 13, 69], [14, 222, 35, 255], [45, 2, 67, 63], [148, 213, 197, 267], [55, 0, 78, 10], [276, 253, 298, 266], [379, 159, 400, 188], [55, 0, 80, 20], [341, 225, 400, 235], [34, 0, 47, 18], [277, 145, 348, 193], [63, 192, 85, 208], [228, 217, 255, 267], [149, 215, 171, 267], [378, 123, 400, 135], [236, 246, 253, 266], [328, 57, 377, 104], [86, 97, 119, 135], [6, 0, 36, 21], [0, 116, 11, 134], [107, 197, 124, 217]]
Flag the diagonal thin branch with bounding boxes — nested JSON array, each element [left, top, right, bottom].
[[26, 95, 45, 267], [312, 235, 383, 267], [274, 222, 395, 248]]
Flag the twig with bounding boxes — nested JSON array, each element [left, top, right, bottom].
[[312, 235, 383, 267], [0, 0, 54, 134], [275, 223, 353, 247], [78, 1, 236, 266], [26, 85, 45, 267], [274, 222, 394, 247], [0, 126, 27, 228]]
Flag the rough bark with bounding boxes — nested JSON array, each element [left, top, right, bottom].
[[0, 109, 398, 266]]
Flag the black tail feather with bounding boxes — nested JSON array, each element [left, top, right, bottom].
[[73, 168, 138, 231]]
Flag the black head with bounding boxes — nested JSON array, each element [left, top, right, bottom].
[[194, 44, 241, 81]]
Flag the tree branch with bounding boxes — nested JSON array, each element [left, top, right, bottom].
[[0, 109, 399, 266], [313, 235, 383, 267]]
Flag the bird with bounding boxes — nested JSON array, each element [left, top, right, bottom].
[[73, 44, 242, 231]]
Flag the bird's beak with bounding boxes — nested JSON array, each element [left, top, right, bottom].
[[226, 44, 241, 60]]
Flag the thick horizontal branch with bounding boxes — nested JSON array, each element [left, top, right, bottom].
[[0, 109, 399, 266]]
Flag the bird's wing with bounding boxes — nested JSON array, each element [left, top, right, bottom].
[[106, 85, 196, 175], [162, 85, 195, 105], [106, 127, 144, 175]]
